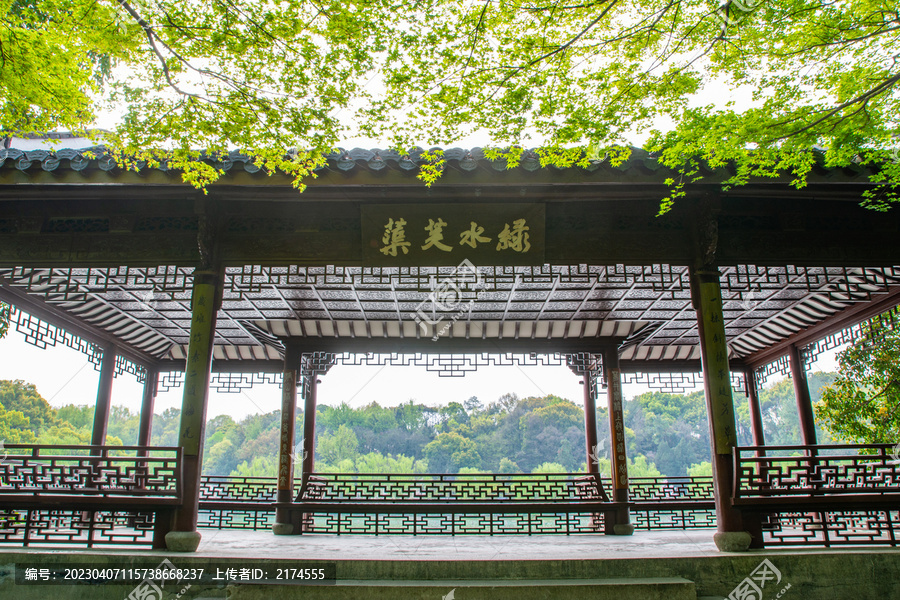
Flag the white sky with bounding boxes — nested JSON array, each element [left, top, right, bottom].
[[0, 330, 584, 419]]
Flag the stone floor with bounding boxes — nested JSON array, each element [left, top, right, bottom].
[[190, 528, 725, 560], [10, 527, 898, 560]]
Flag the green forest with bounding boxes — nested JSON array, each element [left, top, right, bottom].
[[0, 373, 838, 479]]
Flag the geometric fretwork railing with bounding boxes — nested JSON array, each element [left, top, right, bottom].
[[199, 474, 712, 504], [297, 472, 610, 503], [630, 476, 714, 501], [629, 476, 716, 530], [197, 475, 289, 530], [734, 444, 900, 497], [0, 445, 182, 498], [0, 445, 182, 547], [733, 444, 900, 547], [293, 472, 612, 535], [196, 473, 717, 533], [200, 475, 285, 503]]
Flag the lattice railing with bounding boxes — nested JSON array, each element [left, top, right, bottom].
[[290, 472, 611, 535], [630, 476, 714, 502], [197, 474, 718, 506], [296, 472, 609, 503], [733, 444, 900, 547], [0, 445, 182, 498], [734, 444, 900, 498], [0, 445, 181, 547], [195, 473, 719, 532], [0, 509, 159, 547], [200, 476, 286, 502]]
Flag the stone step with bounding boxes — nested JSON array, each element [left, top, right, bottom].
[[220, 577, 698, 600]]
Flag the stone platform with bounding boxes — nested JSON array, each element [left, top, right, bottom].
[[0, 529, 897, 599]]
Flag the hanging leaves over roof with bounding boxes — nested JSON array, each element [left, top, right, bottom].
[[365, 0, 900, 212], [1, 0, 898, 207], [1, 0, 396, 189]]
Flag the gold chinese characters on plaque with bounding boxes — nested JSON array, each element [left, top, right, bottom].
[[362, 204, 545, 266]]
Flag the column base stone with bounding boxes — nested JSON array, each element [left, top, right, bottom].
[[273, 522, 294, 536], [612, 524, 635, 536], [165, 530, 202, 552], [714, 531, 752, 552]]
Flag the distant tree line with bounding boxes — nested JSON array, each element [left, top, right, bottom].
[[0, 371, 839, 478]]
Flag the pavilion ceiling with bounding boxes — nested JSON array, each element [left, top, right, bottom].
[[2, 264, 899, 373]]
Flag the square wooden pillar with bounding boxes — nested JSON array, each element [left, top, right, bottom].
[[90, 342, 117, 447], [744, 368, 766, 455], [166, 268, 223, 552], [689, 267, 753, 551], [602, 347, 633, 535], [299, 360, 319, 490], [137, 367, 159, 451], [274, 345, 300, 534], [788, 344, 818, 446]]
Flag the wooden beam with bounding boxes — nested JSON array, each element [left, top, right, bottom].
[[274, 336, 624, 355], [155, 357, 748, 375]]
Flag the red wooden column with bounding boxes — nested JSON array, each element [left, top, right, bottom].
[[578, 355, 604, 532], [274, 345, 300, 534], [602, 346, 633, 535], [788, 344, 818, 445], [689, 267, 751, 551], [299, 358, 319, 490], [137, 367, 159, 452], [136, 366, 158, 501], [294, 354, 334, 533], [165, 268, 223, 552], [85, 343, 117, 526], [744, 368, 766, 454], [582, 363, 601, 477], [90, 342, 117, 447]]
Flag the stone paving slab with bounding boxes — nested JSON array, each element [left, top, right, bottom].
[[189, 528, 725, 561]]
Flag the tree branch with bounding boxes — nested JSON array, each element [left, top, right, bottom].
[[769, 72, 900, 141], [490, 0, 620, 96], [116, 0, 209, 103]]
